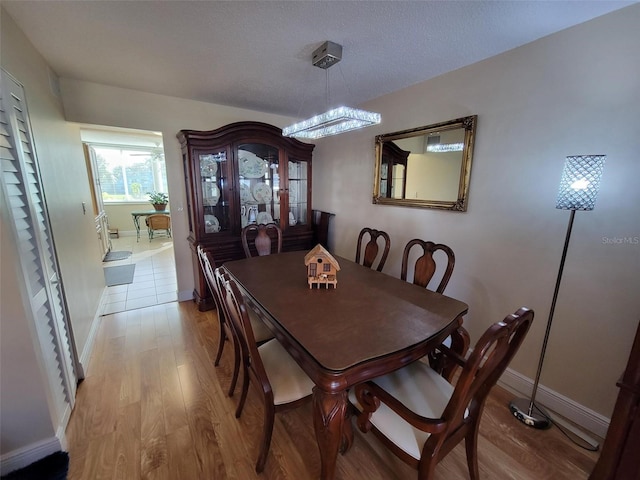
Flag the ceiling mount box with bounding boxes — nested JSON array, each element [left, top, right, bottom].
[[312, 41, 342, 69]]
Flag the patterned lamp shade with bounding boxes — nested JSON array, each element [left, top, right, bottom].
[[556, 155, 606, 211]]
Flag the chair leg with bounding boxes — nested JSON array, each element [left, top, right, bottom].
[[235, 363, 250, 418], [255, 404, 276, 473], [227, 334, 241, 397], [214, 320, 227, 367], [465, 423, 481, 480], [418, 455, 439, 480]]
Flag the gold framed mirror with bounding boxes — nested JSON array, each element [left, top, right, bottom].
[[373, 115, 477, 211]]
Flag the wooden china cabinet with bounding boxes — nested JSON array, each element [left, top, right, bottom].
[[178, 121, 316, 310], [379, 141, 409, 199], [589, 320, 640, 480]]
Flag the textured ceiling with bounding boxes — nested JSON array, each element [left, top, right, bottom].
[[3, 1, 635, 118]]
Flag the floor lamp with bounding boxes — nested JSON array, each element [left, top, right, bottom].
[[509, 154, 606, 429]]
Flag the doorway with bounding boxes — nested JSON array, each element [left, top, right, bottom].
[[80, 125, 177, 314]]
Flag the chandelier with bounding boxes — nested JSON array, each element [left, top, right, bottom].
[[282, 41, 381, 139]]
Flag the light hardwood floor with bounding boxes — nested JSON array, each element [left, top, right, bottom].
[[66, 300, 600, 479]]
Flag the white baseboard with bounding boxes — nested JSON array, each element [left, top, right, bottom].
[[0, 436, 63, 475], [499, 367, 611, 439], [79, 300, 103, 376], [178, 290, 194, 302], [58, 406, 70, 451]]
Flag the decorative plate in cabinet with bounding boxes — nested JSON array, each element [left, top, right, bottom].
[[252, 182, 273, 204]]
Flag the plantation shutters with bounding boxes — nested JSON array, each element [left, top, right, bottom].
[[0, 69, 77, 421]]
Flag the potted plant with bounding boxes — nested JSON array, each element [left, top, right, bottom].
[[147, 191, 169, 211]]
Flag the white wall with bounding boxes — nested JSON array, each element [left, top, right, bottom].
[[312, 5, 640, 420], [1, 9, 105, 464], [1, 11, 106, 357]]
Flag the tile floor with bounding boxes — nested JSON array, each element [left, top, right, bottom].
[[101, 235, 177, 315]]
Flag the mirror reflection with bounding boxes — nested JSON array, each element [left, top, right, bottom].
[[373, 115, 477, 211]]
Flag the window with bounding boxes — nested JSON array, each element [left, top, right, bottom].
[[90, 144, 167, 203], [323, 262, 331, 272]]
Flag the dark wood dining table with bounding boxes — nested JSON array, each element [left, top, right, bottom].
[[223, 250, 469, 480]]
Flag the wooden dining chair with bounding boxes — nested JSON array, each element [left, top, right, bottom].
[[401, 239, 455, 293], [197, 245, 229, 366], [241, 222, 282, 257], [197, 245, 273, 397], [401, 239, 469, 379], [349, 307, 534, 480], [212, 266, 274, 397], [222, 277, 314, 472], [197, 245, 244, 397], [355, 227, 391, 272]]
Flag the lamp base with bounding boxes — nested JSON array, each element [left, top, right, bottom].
[[509, 398, 551, 429]]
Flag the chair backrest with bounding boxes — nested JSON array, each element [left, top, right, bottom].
[[312, 210, 334, 248], [197, 245, 224, 315], [213, 265, 234, 321], [241, 222, 282, 257], [196, 244, 211, 290], [222, 277, 270, 387], [401, 239, 455, 293], [439, 307, 534, 438], [147, 213, 171, 230], [355, 227, 391, 272]]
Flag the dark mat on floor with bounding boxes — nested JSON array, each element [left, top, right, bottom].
[[104, 264, 136, 286], [1, 451, 68, 480], [103, 250, 132, 262]]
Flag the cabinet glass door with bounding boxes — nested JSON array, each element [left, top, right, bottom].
[[199, 148, 229, 234], [287, 156, 309, 227], [237, 143, 279, 228]]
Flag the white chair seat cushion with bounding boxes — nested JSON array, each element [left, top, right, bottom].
[[349, 361, 455, 460], [247, 307, 275, 343], [259, 339, 314, 406]]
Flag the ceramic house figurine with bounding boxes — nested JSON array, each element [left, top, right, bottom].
[[304, 244, 340, 289]]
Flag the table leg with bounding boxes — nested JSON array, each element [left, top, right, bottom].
[[313, 387, 348, 480], [132, 215, 141, 242]]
